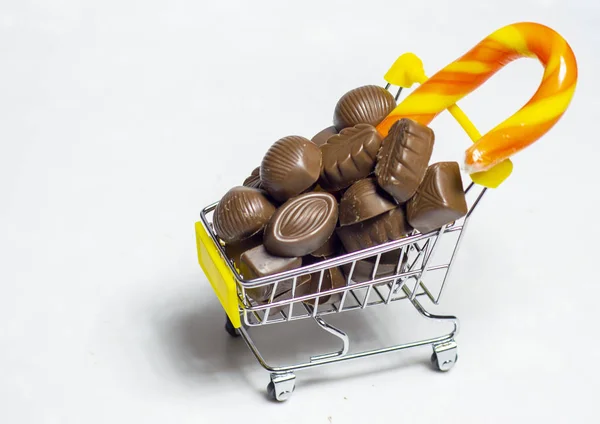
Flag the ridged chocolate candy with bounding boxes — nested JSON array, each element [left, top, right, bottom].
[[311, 126, 338, 147], [260, 136, 322, 202], [339, 178, 396, 227], [243, 167, 263, 190], [333, 85, 396, 131], [407, 162, 468, 233], [375, 118, 435, 203], [310, 232, 341, 258], [319, 124, 383, 191], [336, 207, 412, 253], [213, 186, 276, 243], [264, 192, 338, 257]]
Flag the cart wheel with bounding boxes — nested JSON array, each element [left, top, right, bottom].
[[431, 340, 458, 372], [267, 372, 296, 402], [224, 316, 240, 338]]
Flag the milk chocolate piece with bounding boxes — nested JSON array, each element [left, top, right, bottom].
[[264, 192, 338, 257], [311, 126, 338, 147], [339, 178, 396, 226], [224, 233, 263, 269], [407, 162, 468, 233], [243, 167, 263, 190], [240, 244, 309, 302], [261, 136, 322, 202], [336, 207, 412, 253], [213, 186, 276, 243], [375, 118, 435, 203], [333, 85, 396, 131], [304, 266, 346, 305], [310, 232, 341, 258], [319, 124, 383, 191], [341, 260, 398, 283]]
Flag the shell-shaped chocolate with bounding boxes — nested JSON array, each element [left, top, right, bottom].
[[339, 178, 396, 226], [243, 167, 263, 190], [264, 192, 338, 257], [319, 124, 383, 191], [213, 186, 276, 243], [333, 85, 396, 131], [260, 136, 322, 202]]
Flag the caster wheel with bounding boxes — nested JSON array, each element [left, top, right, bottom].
[[267, 373, 296, 402], [431, 352, 458, 372], [224, 316, 240, 338]]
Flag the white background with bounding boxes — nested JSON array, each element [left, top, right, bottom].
[[1, 1, 598, 423]]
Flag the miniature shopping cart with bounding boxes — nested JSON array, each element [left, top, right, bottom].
[[194, 79, 489, 401]]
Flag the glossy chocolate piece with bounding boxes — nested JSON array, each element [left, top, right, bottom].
[[304, 266, 346, 305], [310, 232, 341, 258], [311, 126, 338, 147], [264, 192, 338, 257], [213, 186, 276, 243], [341, 260, 398, 283], [260, 136, 322, 202], [243, 167, 263, 190], [407, 162, 468, 233], [333, 85, 396, 131], [319, 124, 383, 191], [339, 178, 396, 227], [375, 118, 435, 203], [336, 207, 412, 253], [224, 233, 263, 269], [240, 244, 309, 302]]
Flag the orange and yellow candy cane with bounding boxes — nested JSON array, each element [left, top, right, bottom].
[[379, 22, 578, 188]]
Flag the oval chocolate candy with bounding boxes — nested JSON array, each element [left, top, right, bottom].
[[260, 136, 322, 203], [264, 192, 338, 257], [319, 123, 383, 191], [333, 85, 396, 131], [213, 186, 276, 243], [338, 178, 396, 227]]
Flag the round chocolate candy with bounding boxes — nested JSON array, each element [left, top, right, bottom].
[[311, 126, 338, 147], [213, 186, 276, 243], [338, 178, 396, 227], [243, 167, 263, 190], [333, 85, 396, 131], [264, 192, 338, 257], [260, 136, 322, 203]]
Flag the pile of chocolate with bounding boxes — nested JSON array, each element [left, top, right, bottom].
[[212, 85, 468, 306]]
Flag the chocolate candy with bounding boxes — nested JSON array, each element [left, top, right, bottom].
[[240, 244, 309, 302], [310, 233, 341, 258], [224, 233, 263, 269], [261, 136, 322, 202], [407, 162, 468, 233], [213, 186, 276, 243], [375, 118, 435, 203], [319, 124, 383, 191], [304, 266, 346, 305], [264, 192, 338, 257], [333, 85, 396, 131], [336, 207, 412, 253], [339, 178, 396, 226], [311, 126, 338, 147], [243, 167, 263, 190], [341, 259, 398, 283]]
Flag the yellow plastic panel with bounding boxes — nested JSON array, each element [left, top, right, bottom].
[[195, 221, 241, 328]]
